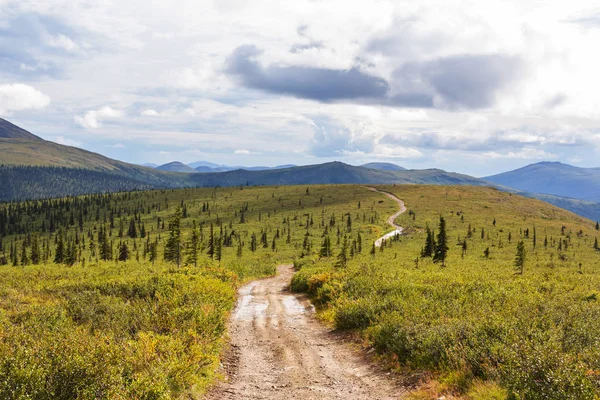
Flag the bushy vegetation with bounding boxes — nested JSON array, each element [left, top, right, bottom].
[[5, 183, 600, 398], [0, 185, 392, 398], [293, 185, 600, 399]]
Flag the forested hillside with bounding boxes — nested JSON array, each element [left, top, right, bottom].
[[0, 165, 188, 201]]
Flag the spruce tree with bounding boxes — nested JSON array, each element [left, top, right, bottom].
[[186, 220, 200, 267], [54, 230, 65, 264], [207, 223, 215, 259], [433, 216, 449, 266], [118, 242, 129, 262], [30, 235, 40, 264], [164, 207, 183, 267], [319, 236, 331, 258], [421, 225, 436, 258], [127, 217, 137, 238], [515, 240, 526, 274], [215, 236, 222, 262], [335, 238, 348, 268]]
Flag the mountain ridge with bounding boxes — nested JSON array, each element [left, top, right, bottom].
[[484, 161, 600, 203]]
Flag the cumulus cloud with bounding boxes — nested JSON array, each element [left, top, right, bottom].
[[234, 149, 250, 154], [390, 54, 523, 109], [74, 106, 123, 129], [226, 45, 389, 102], [308, 117, 376, 157], [0, 83, 51, 115], [225, 45, 521, 110]]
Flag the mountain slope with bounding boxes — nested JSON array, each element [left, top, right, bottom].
[[156, 161, 196, 173], [187, 162, 487, 187], [484, 162, 600, 202], [0, 118, 42, 140], [360, 162, 406, 171]]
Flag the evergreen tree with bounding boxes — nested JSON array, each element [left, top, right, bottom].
[[127, 217, 137, 238], [215, 236, 222, 262], [319, 236, 331, 258], [164, 207, 183, 267], [421, 225, 436, 258], [99, 227, 111, 261], [185, 220, 200, 267], [118, 241, 129, 262], [54, 229, 65, 264], [433, 216, 449, 266], [65, 240, 77, 266], [335, 237, 348, 268], [594, 237, 599, 251], [30, 235, 40, 264], [250, 233, 257, 252], [20, 242, 29, 266], [515, 240, 526, 274], [148, 241, 158, 265], [207, 223, 215, 259]]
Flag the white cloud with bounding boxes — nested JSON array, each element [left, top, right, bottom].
[[46, 33, 80, 53], [54, 136, 82, 147], [141, 109, 159, 116], [235, 149, 250, 154], [0, 84, 51, 115], [106, 143, 126, 148], [74, 106, 123, 129]]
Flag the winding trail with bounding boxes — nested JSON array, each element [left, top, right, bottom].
[[205, 187, 407, 400], [366, 187, 407, 247]]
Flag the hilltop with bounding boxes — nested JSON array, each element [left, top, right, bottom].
[[484, 161, 600, 203]]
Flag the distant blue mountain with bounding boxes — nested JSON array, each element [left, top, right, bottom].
[[484, 162, 600, 203], [360, 162, 406, 171]]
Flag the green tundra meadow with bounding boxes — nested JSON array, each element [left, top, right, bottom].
[[1, 184, 600, 399]]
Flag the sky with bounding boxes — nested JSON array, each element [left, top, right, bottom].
[[1, 0, 600, 176]]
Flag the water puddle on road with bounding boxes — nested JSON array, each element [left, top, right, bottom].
[[282, 295, 314, 319], [234, 282, 268, 321], [375, 228, 403, 247]]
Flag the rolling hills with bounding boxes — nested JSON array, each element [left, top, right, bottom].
[[156, 161, 197, 173], [360, 162, 406, 171], [2, 117, 600, 221], [484, 161, 600, 203]]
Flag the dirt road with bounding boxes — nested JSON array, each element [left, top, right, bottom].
[[366, 187, 407, 247], [205, 187, 406, 399]]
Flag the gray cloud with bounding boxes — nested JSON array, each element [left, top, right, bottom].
[[225, 45, 521, 110], [225, 45, 389, 102], [391, 54, 522, 109]]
